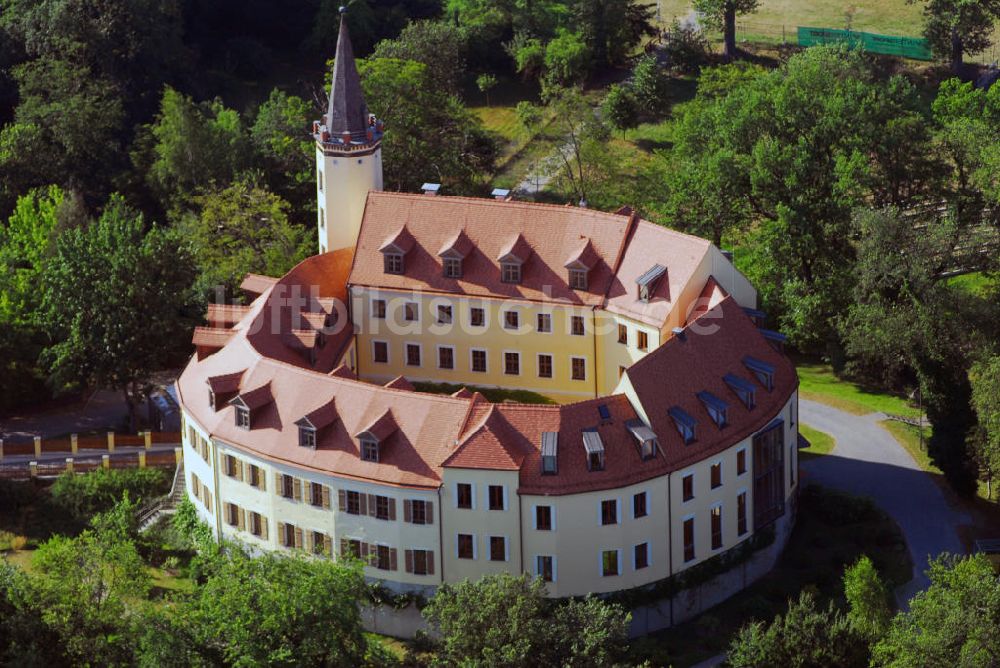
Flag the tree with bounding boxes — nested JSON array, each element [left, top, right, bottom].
[[970, 354, 1000, 497], [873, 554, 1000, 666], [515, 100, 544, 135], [631, 54, 670, 115], [602, 84, 639, 138], [189, 549, 376, 666], [693, 0, 761, 61], [0, 561, 61, 666], [571, 0, 656, 67], [542, 29, 591, 91], [545, 87, 613, 205], [911, 0, 1000, 76], [423, 573, 630, 667], [0, 186, 63, 326], [727, 591, 868, 667], [250, 88, 315, 217], [358, 56, 498, 193], [373, 20, 469, 94], [42, 195, 199, 430], [477, 72, 499, 106], [844, 555, 892, 642], [180, 176, 310, 296]]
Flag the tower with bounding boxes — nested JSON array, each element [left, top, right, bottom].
[[313, 9, 384, 255]]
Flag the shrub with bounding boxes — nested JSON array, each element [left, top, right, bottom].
[[50, 468, 168, 520]]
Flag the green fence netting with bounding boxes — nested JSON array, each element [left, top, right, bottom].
[[797, 27, 934, 61]]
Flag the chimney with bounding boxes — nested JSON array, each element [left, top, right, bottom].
[[421, 183, 441, 196], [671, 327, 686, 341], [491, 187, 511, 201]]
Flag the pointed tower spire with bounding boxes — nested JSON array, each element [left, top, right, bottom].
[[326, 7, 369, 141]]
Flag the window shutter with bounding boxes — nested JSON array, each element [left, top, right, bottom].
[[325, 534, 333, 557], [359, 493, 368, 516], [261, 516, 269, 540], [242, 461, 249, 483], [259, 469, 266, 492], [360, 542, 370, 563], [403, 500, 412, 523], [277, 521, 286, 544], [388, 498, 396, 521], [404, 549, 413, 573], [234, 459, 243, 482], [294, 527, 303, 549], [237, 507, 246, 531], [305, 531, 314, 553], [274, 470, 282, 491], [390, 548, 398, 571], [427, 501, 434, 524], [322, 486, 331, 509], [340, 538, 349, 557], [367, 494, 377, 517], [293, 478, 302, 502], [338, 489, 346, 511], [427, 551, 435, 575], [304, 482, 313, 505]]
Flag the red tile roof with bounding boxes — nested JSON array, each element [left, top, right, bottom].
[[300, 399, 338, 430], [206, 303, 251, 328], [240, 273, 279, 297], [193, 327, 234, 348], [207, 370, 244, 394], [384, 376, 415, 391]]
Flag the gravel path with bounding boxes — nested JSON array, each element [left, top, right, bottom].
[[799, 399, 969, 603]]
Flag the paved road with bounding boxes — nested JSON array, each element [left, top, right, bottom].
[[799, 399, 969, 604], [0, 389, 137, 441]]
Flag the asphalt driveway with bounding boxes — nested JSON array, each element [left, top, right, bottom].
[[799, 399, 968, 603]]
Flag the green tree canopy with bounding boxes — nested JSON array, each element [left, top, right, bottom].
[[250, 88, 315, 217], [693, 0, 760, 61], [372, 20, 469, 94], [602, 83, 640, 137], [912, 0, 1000, 75], [843, 555, 892, 642]]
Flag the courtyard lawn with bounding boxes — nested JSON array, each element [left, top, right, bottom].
[[799, 423, 835, 459], [796, 361, 921, 418]]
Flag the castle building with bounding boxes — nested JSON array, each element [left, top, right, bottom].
[[179, 14, 799, 599]]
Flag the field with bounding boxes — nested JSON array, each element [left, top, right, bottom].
[[796, 360, 921, 418]]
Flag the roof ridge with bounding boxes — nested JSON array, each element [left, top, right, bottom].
[[366, 191, 636, 222]]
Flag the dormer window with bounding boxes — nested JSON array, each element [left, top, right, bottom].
[[743, 356, 775, 391], [443, 257, 462, 278], [568, 268, 588, 290], [697, 391, 729, 428], [724, 373, 756, 409], [299, 426, 316, 448], [501, 262, 521, 284], [235, 406, 250, 430], [541, 432, 558, 475], [583, 429, 605, 471], [384, 252, 404, 274], [361, 438, 379, 462], [636, 264, 667, 303], [668, 407, 697, 444], [626, 420, 659, 461]]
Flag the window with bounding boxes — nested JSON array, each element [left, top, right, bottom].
[[250, 512, 263, 537], [588, 450, 605, 472], [310, 482, 323, 507], [225, 455, 238, 477], [504, 351, 520, 375], [537, 354, 553, 378], [384, 253, 404, 274], [457, 534, 475, 559], [711, 506, 723, 550], [488, 485, 505, 511], [753, 422, 786, 529], [299, 427, 316, 448], [618, 324, 628, 344], [281, 474, 295, 499], [312, 531, 327, 555], [283, 523, 297, 548], [411, 549, 433, 575], [602, 549, 620, 576], [535, 505, 553, 531], [443, 257, 462, 278], [409, 500, 430, 525], [698, 391, 729, 428], [737, 448, 747, 476], [373, 299, 386, 319], [404, 302, 419, 322], [637, 330, 648, 351], [737, 491, 748, 535], [601, 499, 618, 525], [406, 343, 421, 367], [501, 262, 521, 284], [634, 542, 649, 570], [537, 555, 555, 582], [344, 538, 362, 558], [456, 483, 473, 509], [317, 170, 323, 191], [536, 313, 552, 333], [790, 443, 796, 488], [361, 438, 379, 462], [571, 357, 586, 381], [373, 341, 389, 364], [711, 462, 722, 489], [633, 492, 648, 519], [438, 346, 455, 369], [437, 304, 453, 324], [346, 490, 362, 515], [236, 406, 250, 429], [571, 315, 585, 336], [471, 349, 487, 373], [470, 307, 485, 327], [248, 464, 261, 488], [226, 503, 239, 526], [489, 536, 507, 561], [669, 407, 697, 444], [569, 268, 588, 290], [744, 356, 775, 391], [683, 518, 695, 562], [682, 473, 694, 502], [503, 310, 519, 330], [375, 544, 393, 570], [374, 495, 392, 520]]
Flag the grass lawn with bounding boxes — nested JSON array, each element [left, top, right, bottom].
[[796, 360, 920, 418], [412, 381, 555, 405], [947, 271, 999, 298], [799, 423, 835, 459], [633, 484, 911, 666]]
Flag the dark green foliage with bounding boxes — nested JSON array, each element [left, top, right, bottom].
[[631, 54, 672, 114], [423, 573, 631, 667], [602, 83, 640, 137], [373, 20, 469, 94], [50, 467, 168, 520], [913, 0, 1000, 74]]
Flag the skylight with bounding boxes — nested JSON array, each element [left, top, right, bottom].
[[743, 356, 775, 391], [668, 407, 697, 444], [697, 391, 729, 428], [723, 373, 756, 410]]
